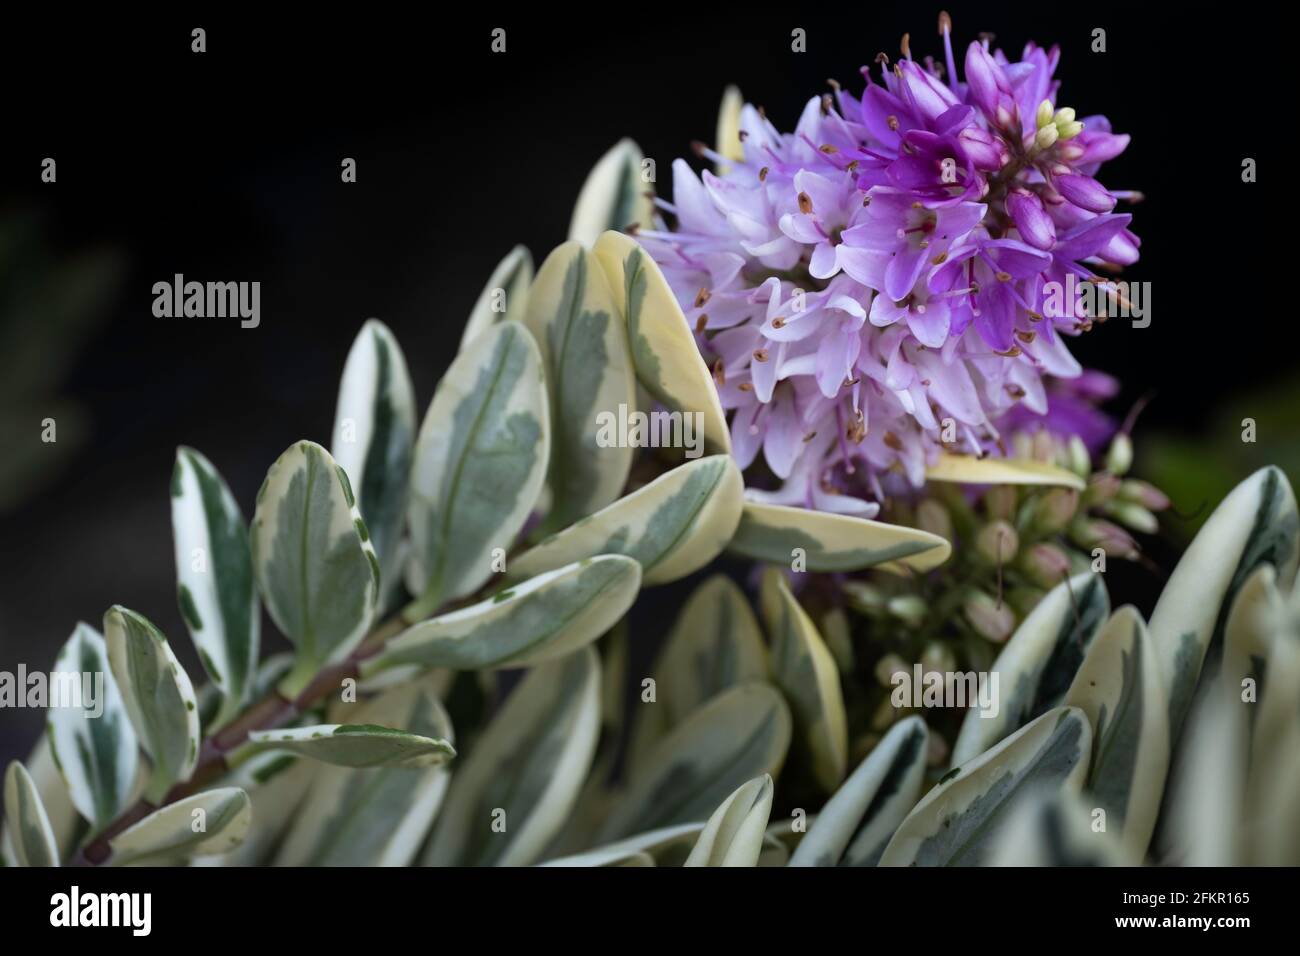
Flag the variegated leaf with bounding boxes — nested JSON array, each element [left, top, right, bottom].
[[569, 139, 654, 247], [24, 737, 79, 861], [330, 319, 417, 583], [760, 567, 848, 792], [951, 573, 1108, 766], [1246, 572, 1300, 800], [457, 245, 534, 353], [251, 440, 380, 695], [1149, 465, 1298, 742], [105, 606, 201, 802], [405, 320, 549, 616], [925, 452, 1087, 490], [510, 455, 743, 586], [524, 241, 636, 529], [595, 682, 791, 842], [170, 446, 259, 723], [986, 787, 1124, 866], [46, 623, 138, 834], [790, 716, 928, 867], [107, 787, 251, 866], [715, 85, 745, 168], [367, 555, 640, 674], [275, 676, 455, 866], [1222, 564, 1280, 723], [246, 724, 454, 769], [3, 762, 59, 867], [880, 707, 1092, 867], [426, 648, 601, 866], [1064, 605, 1168, 863], [540, 822, 705, 867], [192, 752, 314, 867], [592, 230, 731, 453], [728, 501, 951, 573], [683, 774, 773, 867], [1160, 689, 1245, 865]]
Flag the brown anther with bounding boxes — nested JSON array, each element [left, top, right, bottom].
[[798, 191, 814, 214], [690, 140, 707, 157], [695, 314, 707, 333], [1005, 384, 1026, 398], [738, 130, 749, 142], [759, 166, 770, 181], [887, 115, 900, 131], [875, 52, 890, 67], [827, 78, 841, 92], [931, 251, 948, 265], [737, 382, 754, 392], [883, 430, 904, 451], [712, 360, 726, 386], [1026, 310, 1044, 322], [694, 287, 711, 308], [771, 316, 787, 329], [996, 270, 1012, 282], [938, 10, 952, 34], [995, 346, 1023, 357], [819, 144, 839, 154], [803, 431, 818, 443], [900, 33, 912, 58], [753, 348, 770, 362], [820, 94, 833, 115], [1015, 329, 1036, 343]]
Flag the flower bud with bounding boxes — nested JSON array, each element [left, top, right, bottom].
[[1082, 471, 1121, 508], [976, 519, 1020, 564], [1034, 124, 1060, 150], [1053, 106, 1076, 125], [842, 580, 887, 614], [874, 652, 909, 688], [983, 485, 1018, 522], [1056, 120, 1085, 140], [1119, 479, 1171, 512], [887, 594, 928, 628], [1036, 99, 1055, 128], [1019, 542, 1071, 588], [964, 590, 1016, 643], [1067, 436, 1092, 477], [1070, 517, 1138, 559], [915, 498, 953, 541], [1103, 499, 1159, 535], [1034, 487, 1079, 533], [920, 641, 956, 676], [1105, 432, 1133, 475]]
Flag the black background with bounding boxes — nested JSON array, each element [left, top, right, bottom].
[[0, 4, 1285, 766]]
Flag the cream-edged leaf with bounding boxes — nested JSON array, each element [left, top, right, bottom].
[[951, 573, 1108, 766], [729, 501, 951, 573], [925, 452, 1087, 490], [109, 788, 251, 866], [568, 140, 654, 247], [986, 787, 1124, 866], [881, 707, 1092, 867], [683, 774, 774, 867], [457, 245, 534, 353], [273, 676, 454, 866], [46, 623, 138, 834], [539, 823, 705, 867], [170, 446, 259, 722], [1064, 605, 1168, 863], [329, 319, 417, 583], [251, 440, 380, 695], [246, 724, 455, 769], [1149, 466, 1298, 742], [760, 567, 848, 792], [406, 320, 549, 615], [791, 716, 928, 867], [592, 230, 730, 453], [4, 762, 59, 867], [524, 241, 636, 528], [510, 455, 743, 586], [105, 606, 201, 802], [596, 682, 791, 842], [426, 648, 601, 866], [367, 555, 640, 674]]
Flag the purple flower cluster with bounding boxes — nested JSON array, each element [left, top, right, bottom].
[[637, 17, 1139, 517]]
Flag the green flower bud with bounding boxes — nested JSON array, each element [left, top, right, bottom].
[[1057, 119, 1085, 140], [976, 519, 1020, 564], [983, 485, 1017, 522], [874, 652, 909, 688], [1019, 542, 1071, 588], [915, 498, 953, 541], [1034, 124, 1059, 150], [1103, 499, 1159, 535], [1105, 432, 1133, 475], [1036, 99, 1055, 129], [920, 641, 956, 676], [887, 594, 928, 628], [963, 590, 1016, 643], [1034, 487, 1080, 533], [1082, 471, 1121, 507], [1067, 435, 1092, 477], [1118, 479, 1171, 511], [842, 580, 887, 614], [1053, 106, 1076, 125], [1069, 517, 1138, 559]]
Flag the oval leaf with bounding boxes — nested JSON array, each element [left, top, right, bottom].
[[1064, 605, 1169, 863], [426, 647, 602, 866], [951, 572, 1108, 766], [760, 567, 848, 792], [46, 623, 138, 834], [4, 761, 59, 867], [592, 230, 730, 453], [728, 501, 951, 573], [108, 787, 251, 866], [247, 724, 455, 769], [683, 774, 774, 867], [790, 716, 928, 867], [406, 320, 549, 615], [568, 139, 654, 247], [880, 707, 1092, 867], [330, 319, 417, 580], [274, 676, 454, 866], [368, 555, 640, 674], [251, 440, 380, 694], [457, 245, 534, 353], [510, 455, 743, 586], [171, 446, 259, 721], [986, 787, 1124, 866], [105, 606, 201, 802], [525, 241, 636, 529], [596, 682, 791, 842], [925, 452, 1087, 490], [540, 822, 705, 868]]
